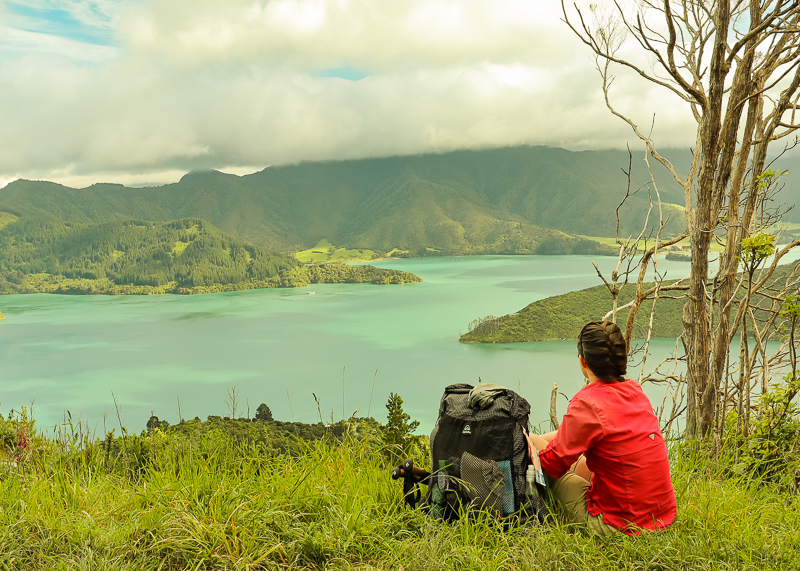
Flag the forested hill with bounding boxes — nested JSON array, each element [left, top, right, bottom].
[[0, 146, 702, 253], [460, 263, 798, 343], [459, 280, 684, 343], [0, 216, 421, 295]]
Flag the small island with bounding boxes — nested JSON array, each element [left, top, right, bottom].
[[665, 251, 692, 262]]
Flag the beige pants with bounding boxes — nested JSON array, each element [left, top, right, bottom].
[[549, 466, 618, 537]]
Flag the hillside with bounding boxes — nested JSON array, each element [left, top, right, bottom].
[[0, 217, 420, 295], [459, 281, 684, 343], [0, 146, 702, 253], [460, 263, 798, 342], [1, 404, 797, 568]]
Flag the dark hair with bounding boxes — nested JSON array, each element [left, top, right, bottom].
[[577, 321, 628, 382]]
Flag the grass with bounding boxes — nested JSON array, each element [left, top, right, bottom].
[[330, 248, 374, 262], [171, 241, 190, 256], [1, 416, 798, 570], [0, 211, 19, 231], [295, 240, 376, 264]]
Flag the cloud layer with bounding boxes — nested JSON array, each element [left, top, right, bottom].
[[0, 0, 698, 188]]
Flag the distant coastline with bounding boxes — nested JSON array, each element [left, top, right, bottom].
[[0, 264, 421, 297], [460, 262, 797, 343], [0, 218, 421, 297]]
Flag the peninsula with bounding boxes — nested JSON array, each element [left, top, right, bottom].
[[0, 217, 420, 296]]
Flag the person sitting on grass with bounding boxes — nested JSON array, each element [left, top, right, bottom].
[[528, 320, 677, 535]]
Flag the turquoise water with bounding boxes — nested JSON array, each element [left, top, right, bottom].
[[0, 255, 696, 434]]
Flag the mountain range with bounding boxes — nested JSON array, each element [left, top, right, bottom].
[[0, 145, 729, 254], [3, 145, 798, 255]]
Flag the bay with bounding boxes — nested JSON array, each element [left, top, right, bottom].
[[0, 254, 728, 435]]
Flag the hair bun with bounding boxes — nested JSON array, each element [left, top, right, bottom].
[[577, 321, 628, 382]]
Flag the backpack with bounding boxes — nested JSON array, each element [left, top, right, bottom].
[[426, 383, 546, 524]]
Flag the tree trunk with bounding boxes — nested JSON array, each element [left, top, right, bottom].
[[684, 228, 713, 438]]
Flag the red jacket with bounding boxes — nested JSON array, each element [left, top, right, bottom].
[[539, 379, 677, 533]]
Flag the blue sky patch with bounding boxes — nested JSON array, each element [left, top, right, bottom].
[[318, 65, 369, 81], [6, 1, 114, 46]]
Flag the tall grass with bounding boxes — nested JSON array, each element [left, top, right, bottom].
[[0, 419, 798, 570]]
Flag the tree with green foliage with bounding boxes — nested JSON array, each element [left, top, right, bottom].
[[146, 415, 170, 434], [733, 294, 800, 484], [382, 393, 419, 464], [254, 403, 273, 422]]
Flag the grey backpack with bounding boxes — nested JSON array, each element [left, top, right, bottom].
[[427, 383, 546, 524]]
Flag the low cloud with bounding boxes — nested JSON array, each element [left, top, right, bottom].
[[0, 0, 698, 187]]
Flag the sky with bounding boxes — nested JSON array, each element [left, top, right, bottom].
[[0, 0, 699, 188]]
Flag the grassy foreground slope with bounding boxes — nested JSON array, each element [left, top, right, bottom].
[[0, 217, 420, 295], [0, 412, 797, 570]]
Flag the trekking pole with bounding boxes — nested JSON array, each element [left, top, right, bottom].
[[391, 459, 430, 509], [392, 458, 430, 482]]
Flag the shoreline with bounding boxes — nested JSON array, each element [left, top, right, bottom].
[[0, 264, 422, 297]]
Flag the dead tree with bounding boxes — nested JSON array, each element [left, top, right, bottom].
[[563, 0, 800, 439], [594, 144, 689, 388]]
